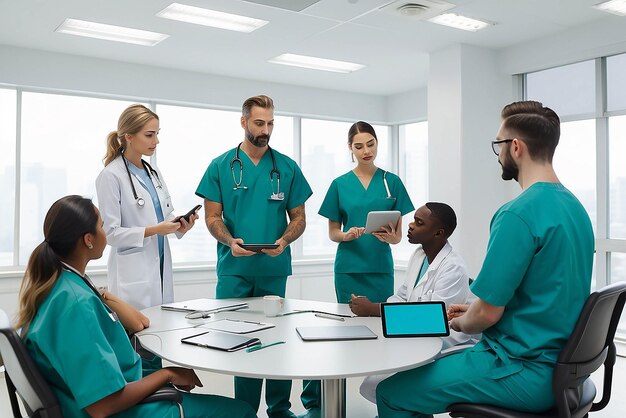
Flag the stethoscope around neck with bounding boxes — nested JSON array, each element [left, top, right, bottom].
[[230, 142, 284, 201], [122, 152, 162, 207], [382, 170, 394, 200]]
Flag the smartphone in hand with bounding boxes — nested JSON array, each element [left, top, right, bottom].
[[174, 204, 202, 223]]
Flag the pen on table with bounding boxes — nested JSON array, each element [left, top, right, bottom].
[[315, 313, 345, 321], [246, 341, 286, 353]]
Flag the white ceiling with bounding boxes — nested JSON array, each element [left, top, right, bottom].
[[0, 0, 623, 95]]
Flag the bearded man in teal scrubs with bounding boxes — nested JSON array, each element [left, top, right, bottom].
[[376, 101, 594, 417], [196, 95, 312, 418]]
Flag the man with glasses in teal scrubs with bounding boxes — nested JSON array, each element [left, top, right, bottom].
[[376, 101, 594, 417], [196, 95, 312, 418]]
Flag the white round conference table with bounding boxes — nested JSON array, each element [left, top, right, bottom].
[[138, 297, 442, 418]]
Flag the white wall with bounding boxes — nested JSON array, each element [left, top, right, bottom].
[[500, 16, 626, 76], [0, 45, 387, 123], [386, 87, 428, 124]]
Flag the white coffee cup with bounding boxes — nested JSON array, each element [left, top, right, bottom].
[[263, 295, 283, 317]]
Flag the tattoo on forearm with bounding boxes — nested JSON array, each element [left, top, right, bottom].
[[207, 218, 233, 246], [281, 205, 306, 245]]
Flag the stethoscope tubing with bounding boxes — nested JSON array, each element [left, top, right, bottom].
[[230, 143, 280, 193], [122, 152, 162, 207]]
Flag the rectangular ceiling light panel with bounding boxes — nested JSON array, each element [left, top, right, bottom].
[[269, 53, 365, 73], [593, 0, 626, 16], [55, 18, 169, 46], [157, 3, 268, 32], [428, 13, 492, 32]]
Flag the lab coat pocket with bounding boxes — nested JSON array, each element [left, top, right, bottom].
[[116, 249, 149, 284]]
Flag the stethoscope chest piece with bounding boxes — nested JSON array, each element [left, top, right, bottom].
[[137, 197, 145, 207], [269, 192, 284, 201]]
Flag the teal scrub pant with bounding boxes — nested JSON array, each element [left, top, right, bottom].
[[376, 342, 555, 418], [334, 272, 394, 304], [117, 391, 256, 418], [301, 272, 394, 411], [217, 275, 294, 418]]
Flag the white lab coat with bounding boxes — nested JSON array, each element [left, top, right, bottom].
[[360, 242, 478, 404], [95, 155, 177, 310]]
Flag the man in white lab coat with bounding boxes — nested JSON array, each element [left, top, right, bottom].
[[349, 202, 477, 404]]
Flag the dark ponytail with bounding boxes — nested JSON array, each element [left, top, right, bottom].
[[16, 195, 98, 331]]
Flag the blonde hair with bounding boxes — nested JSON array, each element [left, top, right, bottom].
[[103, 104, 159, 166], [16, 196, 99, 333]]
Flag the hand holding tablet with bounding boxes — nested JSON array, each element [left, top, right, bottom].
[[364, 210, 401, 234]]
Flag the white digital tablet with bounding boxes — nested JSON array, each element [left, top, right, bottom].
[[381, 301, 450, 338], [364, 210, 401, 234], [296, 325, 378, 341]]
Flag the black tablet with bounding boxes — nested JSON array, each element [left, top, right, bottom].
[[181, 330, 260, 352], [239, 243, 279, 253], [381, 301, 450, 338]]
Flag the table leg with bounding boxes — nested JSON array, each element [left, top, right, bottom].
[[321, 378, 346, 418]]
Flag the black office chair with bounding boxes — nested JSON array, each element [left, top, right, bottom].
[[1, 326, 184, 418], [448, 281, 626, 418]]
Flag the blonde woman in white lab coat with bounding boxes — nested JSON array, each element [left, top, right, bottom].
[[349, 202, 477, 404], [96, 104, 198, 310]]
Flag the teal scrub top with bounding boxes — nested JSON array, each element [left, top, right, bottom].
[[471, 182, 594, 364], [319, 169, 414, 274], [196, 146, 312, 276], [24, 270, 172, 418]]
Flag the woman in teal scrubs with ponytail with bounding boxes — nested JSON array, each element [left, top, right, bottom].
[[299, 121, 413, 417], [321, 121, 414, 304], [16, 195, 256, 418]]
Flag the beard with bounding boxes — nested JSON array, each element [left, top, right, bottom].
[[245, 127, 270, 148], [499, 150, 519, 181]]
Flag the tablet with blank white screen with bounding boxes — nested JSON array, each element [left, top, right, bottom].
[[381, 301, 450, 338], [364, 210, 401, 234], [296, 325, 378, 341]]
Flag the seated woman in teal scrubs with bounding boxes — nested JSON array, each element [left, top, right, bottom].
[[15, 195, 256, 418]]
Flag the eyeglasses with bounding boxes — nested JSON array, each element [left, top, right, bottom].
[[491, 139, 514, 156]]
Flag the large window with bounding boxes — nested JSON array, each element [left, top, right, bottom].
[[19, 92, 140, 266], [1, 88, 423, 270], [0, 88, 16, 266], [526, 60, 596, 118], [552, 120, 597, 233], [609, 115, 626, 239], [395, 121, 428, 261]]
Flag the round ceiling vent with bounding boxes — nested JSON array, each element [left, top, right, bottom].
[[396, 3, 430, 17]]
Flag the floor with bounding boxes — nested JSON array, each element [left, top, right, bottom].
[[2, 356, 625, 417]]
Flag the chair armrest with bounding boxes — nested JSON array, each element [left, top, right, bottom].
[[139, 387, 183, 405]]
